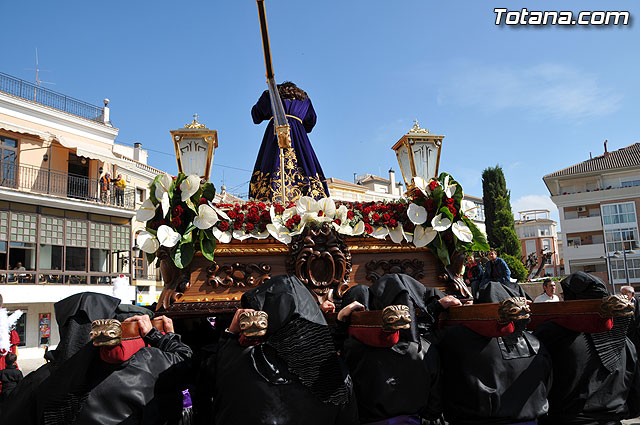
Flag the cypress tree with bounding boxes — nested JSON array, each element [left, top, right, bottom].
[[481, 166, 522, 259]]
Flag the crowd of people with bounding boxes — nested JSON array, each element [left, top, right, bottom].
[[0, 268, 638, 425], [99, 172, 127, 206]]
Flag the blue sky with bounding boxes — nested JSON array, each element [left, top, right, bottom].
[[2, 1, 639, 224]]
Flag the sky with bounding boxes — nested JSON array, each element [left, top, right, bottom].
[[2, 1, 639, 226]]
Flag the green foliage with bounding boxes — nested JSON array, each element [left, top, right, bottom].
[[502, 254, 528, 282], [482, 165, 521, 258]]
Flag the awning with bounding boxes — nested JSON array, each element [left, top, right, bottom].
[[53, 134, 132, 169], [0, 120, 54, 141]]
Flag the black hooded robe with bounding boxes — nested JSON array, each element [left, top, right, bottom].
[[195, 275, 358, 425], [339, 274, 444, 424]]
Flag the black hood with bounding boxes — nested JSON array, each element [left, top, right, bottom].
[[476, 280, 530, 304], [241, 274, 326, 335], [561, 271, 609, 300]]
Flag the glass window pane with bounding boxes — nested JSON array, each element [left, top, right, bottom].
[[39, 245, 62, 270], [90, 248, 109, 272], [66, 247, 86, 271]]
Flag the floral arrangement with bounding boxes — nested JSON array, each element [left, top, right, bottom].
[[136, 172, 488, 268]]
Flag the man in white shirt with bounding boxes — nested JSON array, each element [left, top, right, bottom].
[[534, 279, 560, 303]]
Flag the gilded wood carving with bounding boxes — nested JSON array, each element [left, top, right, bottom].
[[206, 262, 272, 288]]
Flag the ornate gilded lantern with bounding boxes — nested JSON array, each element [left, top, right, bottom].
[[391, 120, 444, 191], [171, 115, 218, 180]]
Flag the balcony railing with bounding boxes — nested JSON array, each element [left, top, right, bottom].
[[0, 72, 104, 122], [0, 161, 135, 210]]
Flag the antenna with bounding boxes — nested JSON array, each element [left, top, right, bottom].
[[25, 48, 55, 101]]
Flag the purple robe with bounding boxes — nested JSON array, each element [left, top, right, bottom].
[[249, 90, 329, 203]]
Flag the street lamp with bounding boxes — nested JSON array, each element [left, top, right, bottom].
[[600, 253, 618, 293], [171, 115, 218, 181], [391, 120, 444, 194]]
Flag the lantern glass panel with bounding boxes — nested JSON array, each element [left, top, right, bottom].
[[412, 141, 437, 181], [396, 143, 413, 186], [178, 137, 210, 177]]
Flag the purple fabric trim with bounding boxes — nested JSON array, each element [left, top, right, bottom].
[[182, 389, 193, 409], [365, 415, 421, 425]]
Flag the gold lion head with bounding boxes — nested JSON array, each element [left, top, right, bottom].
[[381, 305, 412, 332], [239, 310, 269, 338], [90, 319, 122, 347]]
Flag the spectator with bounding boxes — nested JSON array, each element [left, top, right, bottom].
[[464, 253, 484, 299], [0, 352, 23, 402], [100, 173, 111, 203], [112, 174, 126, 207], [481, 249, 511, 285], [534, 279, 560, 303]]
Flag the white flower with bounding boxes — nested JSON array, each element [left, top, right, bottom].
[[212, 227, 232, 243], [351, 221, 365, 236], [461, 200, 478, 220], [336, 224, 354, 236], [136, 198, 157, 222], [317, 198, 337, 219], [254, 229, 270, 240], [431, 213, 452, 232], [233, 229, 253, 241], [157, 225, 181, 248], [371, 226, 389, 239], [407, 203, 428, 225], [290, 221, 307, 236], [443, 175, 457, 199], [452, 221, 473, 243], [402, 227, 413, 243], [413, 225, 437, 248], [193, 204, 218, 229], [155, 173, 173, 217], [212, 205, 231, 221], [296, 196, 319, 214], [180, 175, 201, 202], [137, 231, 159, 254], [413, 176, 430, 197], [388, 225, 404, 243], [267, 223, 292, 244]]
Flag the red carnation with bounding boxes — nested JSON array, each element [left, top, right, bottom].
[[285, 218, 295, 229], [364, 223, 373, 234], [364, 207, 372, 215], [334, 219, 341, 226], [247, 213, 260, 224], [218, 221, 229, 231], [235, 213, 245, 224], [389, 219, 397, 228], [259, 223, 267, 232], [274, 204, 285, 215], [382, 213, 391, 222], [413, 190, 425, 200], [395, 204, 405, 213], [199, 198, 208, 205], [445, 198, 455, 206], [428, 180, 439, 191], [292, 215, 301, 224], [372, 213, 380, 222], [258, 202, 266, 210], [227, 210, 237, 219], [318, 210, 324, 217], [233, 220, 243, 230], [347, 211, 355, 220], [261, 211, 270, 221], [448, 206, 457, 215], [425, 199, 436, 211], [249, 206, 259, 215], [355, 203, 363, 211], [362, 216, 370, 223], [245, 223, 255, 232], [172, 205, 184, 217], [171, 216, 182, 228]]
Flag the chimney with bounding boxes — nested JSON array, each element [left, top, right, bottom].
[[388, 168, 396, 195], [133, 142, 142, 162], [604, 139, 608, 156]]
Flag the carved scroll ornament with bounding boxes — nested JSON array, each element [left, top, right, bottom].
[[287, 223, 352, 304], [365, 259, 425, 283], [157, 247, 191, 312]]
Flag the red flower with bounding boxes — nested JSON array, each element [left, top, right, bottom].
[[318, 210, 324, 217], [172, 205, 184, 217], [347, 211, 355, 220], [425, 199, 436, 211], [364, 223, 373, 234], [259, 223, 267, 232], [199, 198, 208, 205], [382, 213, 391, 222], [364, 207, 372, 215], [413, 190, 425, 200], [247, 213, 260, 224], [233, 220, 243, 230], [227, 210, 237, 220], [245, 223, 255, 232], [428, 180, 439, 191], [355, 203, 363, 211], [389, 218, 397, 228], [292, 215, 301, 224], [249, 206, 259, 215], [448, 206, 457, 215], [171, 216, 182, 228], [362, 216, 370, 223], [445, 198, 455, 206], [403, 221, 415, 232], [274, 204, 285, 215], [285, 218, 296, 229], [235, 213, 245, 224], [334, 219, 341, 226], [217, 221, 229, 231], [372, 213, 380, 222], [260, 211, 270, 222], [395, 204, 405, 213], [258, 202, 266, 210]]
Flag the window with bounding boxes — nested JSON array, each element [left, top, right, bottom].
[[525, 240, 536, 256], [90, 248, 110, 272], [134, 251, 146, 279], [611, 258, 640, 281], [602, 202, 637, 225], [11, 310, 26, 347], [0, 136, 18, 188], [564, 210, 578, 220], [605, 227, 639, 252], [522, 226, 536, 238], [136, 188, 146, 203], [39, 245, 62, 270], [65, 247, 87, 271], [622, 180, 640, 188]]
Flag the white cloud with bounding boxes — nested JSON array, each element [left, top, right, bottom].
[[512, 194, 560, 225], [439, 63, 622, 120]]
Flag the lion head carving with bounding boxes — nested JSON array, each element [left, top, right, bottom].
[[498, 297, 530, 324], [239, 310, 269, 338], [600, 295, 634, 318], [90, 319, 122, 346]]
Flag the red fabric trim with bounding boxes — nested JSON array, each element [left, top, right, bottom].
[[99, 337, 148, 364], [528, 314, 613, 333], [441, 320, 515, 338], [348, 326, 400, 348], [9, 330, 19, 345], [238, 334, 263, 347]]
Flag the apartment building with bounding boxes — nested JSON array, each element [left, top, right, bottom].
[[0, 71, 164, 349], [543, 142, 640, 291], [514, 209, 560, 277]]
